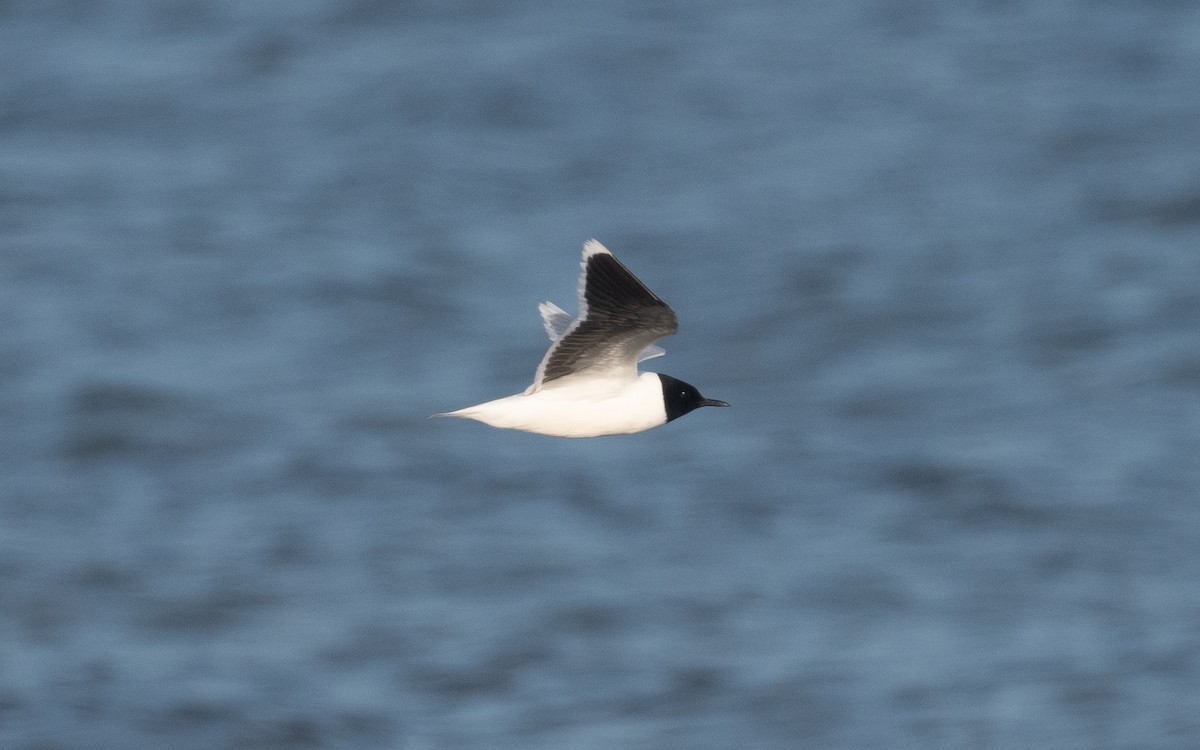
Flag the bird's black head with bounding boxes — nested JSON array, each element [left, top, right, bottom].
[[658, 374, 730, 423]]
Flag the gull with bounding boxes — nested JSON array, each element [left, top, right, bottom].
[[435, 240, 728, 437]]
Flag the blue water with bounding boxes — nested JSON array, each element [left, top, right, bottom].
[[3, 1, 1200, 748]]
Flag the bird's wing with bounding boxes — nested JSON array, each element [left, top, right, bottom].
[[637, 344, 667, 362], [527, 240, 678, 393], [539, 300, 666, 362], [538, 301, 575, 342]]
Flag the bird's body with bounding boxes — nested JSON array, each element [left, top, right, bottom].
[[441, 371, 668, 438], [436, 240, 727, 437]]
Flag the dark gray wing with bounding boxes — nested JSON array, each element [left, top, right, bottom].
[[529, 241, 677, 391], [539, 300, 667, 361]]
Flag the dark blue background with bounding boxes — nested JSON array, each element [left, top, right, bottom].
[[2, 1, 1199, 747]]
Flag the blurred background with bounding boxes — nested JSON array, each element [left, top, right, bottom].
[[2, 1, 1199, 748]]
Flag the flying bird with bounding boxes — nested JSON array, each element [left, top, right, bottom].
[[435, 240, 728, 437]]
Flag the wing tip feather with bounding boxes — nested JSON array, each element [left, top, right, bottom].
[[582, 239, 611, 260]]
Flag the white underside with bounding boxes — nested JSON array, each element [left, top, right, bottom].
[[436, 372, 667, 438]]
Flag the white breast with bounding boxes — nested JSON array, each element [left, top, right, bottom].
[[444, 372, 667, 438]]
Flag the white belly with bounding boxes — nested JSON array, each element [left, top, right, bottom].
[[440, 372, 667, 437]]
